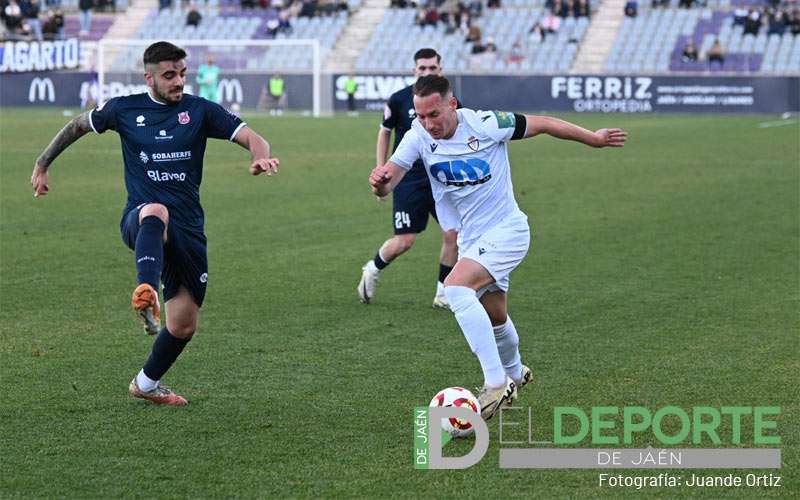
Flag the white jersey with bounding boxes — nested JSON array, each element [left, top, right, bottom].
[[389, 108, 525, 247]]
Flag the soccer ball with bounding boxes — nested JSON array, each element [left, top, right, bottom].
[[429, 387, 481, 438]]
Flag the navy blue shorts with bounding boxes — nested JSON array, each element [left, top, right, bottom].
[[121, 205, 208, 307], [392, 177, 438, 235]]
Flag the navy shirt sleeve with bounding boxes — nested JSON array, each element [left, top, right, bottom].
[[203, 99, 246, 141], [381, 93, 398, 130], [89, 97, 121, 134]]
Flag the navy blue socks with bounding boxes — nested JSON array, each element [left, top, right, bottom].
[[439, 264, 453, 284], [143, 327, 190, 382], [135, 216, 165, 289], [373, 252, 389, 270]]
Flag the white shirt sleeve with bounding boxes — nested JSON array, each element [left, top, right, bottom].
[[478, 110, 518, 143], [388, 127, 423, 170]]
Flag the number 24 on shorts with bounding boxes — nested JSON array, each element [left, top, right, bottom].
[[394, 211, 411, 229]]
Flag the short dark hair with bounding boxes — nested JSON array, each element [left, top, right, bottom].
[[413, 48, 441, 64], [143, 41, 187, 66], [413, 75, 451, 99]]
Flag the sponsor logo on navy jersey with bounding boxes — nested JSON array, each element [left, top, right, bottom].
[[147, 170, 187, 182], [152, 151, 192, 162]]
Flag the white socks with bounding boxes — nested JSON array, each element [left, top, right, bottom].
[[493, 318, 523, 383], [136, 369, 159, 392], [436, 281, 445, 296], [444, 285, 507, 388], [365, 260, 380, 274]]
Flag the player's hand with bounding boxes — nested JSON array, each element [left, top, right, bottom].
[[31, 164, 49, 198], [592, 128, 628, 148], [369, 165, 392, 188], [250, 157, 280, 176]]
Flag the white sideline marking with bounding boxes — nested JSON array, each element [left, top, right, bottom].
[[757, 119, 798, 129]]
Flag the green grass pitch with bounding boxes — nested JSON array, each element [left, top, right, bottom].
[[1, 109, 797, 498]]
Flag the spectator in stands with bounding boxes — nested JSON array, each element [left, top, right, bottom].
[[651, 0, 668, 8], [299, 0, 317, 17], [186, 6, 201, 27], [744, 8, 761, 35], [159, 0, 171, 10], [528, 21, 545, 42], [560, 0, 572, 18], [485, 36, 497, 52], [542, 8, 561, 32], [467, 0, 481, 18], [624, 0, 637, 18], [3, 0, 23, 35], [487, 0, 500, 8], [733, 7, 748, 26], [575, 0, 590, 18], [789, 8, 800, 36], [22, 0, 42, 40], [241, 0, 256, 8], [506, 40, 524, 63], [706, 38, 724, 67], [41, 7, 62, 39], [465, 22, 481, 43], [78, 0, 92, 36], [768, 9, 787, 35], [682, 40, 698, 62], [678, 0, 693, 9]]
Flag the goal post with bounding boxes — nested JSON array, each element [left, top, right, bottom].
[[96, 38, 322, 117]]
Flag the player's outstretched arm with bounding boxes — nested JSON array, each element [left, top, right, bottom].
[[522, 115, 628, 148], [233, 126, 280, 176], [376, 127, 392, 168], [369, 161, 407, 198], [31, 111, 93, 197]]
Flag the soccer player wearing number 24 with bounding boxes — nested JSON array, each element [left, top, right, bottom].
[[369, 75, 627, 420], [30, 41, 280, 406]]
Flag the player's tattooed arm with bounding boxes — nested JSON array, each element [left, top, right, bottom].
[[522, 115, 627, 148], [31, 111, 93, 197], [35, 111, 93, 170]]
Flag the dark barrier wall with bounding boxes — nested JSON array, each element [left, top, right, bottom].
[[3, 71, 797, 113], [333, 74, 800, 113], [0, 72, 314, 109]]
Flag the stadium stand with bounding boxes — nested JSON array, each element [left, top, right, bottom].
[[101, 0, 355, 71], [606, 2, 800, 74], [356, 0, 594, 73]]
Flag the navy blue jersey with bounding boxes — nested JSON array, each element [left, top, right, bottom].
[[91, 92, 245, 231], [381, 84, 461, 182]]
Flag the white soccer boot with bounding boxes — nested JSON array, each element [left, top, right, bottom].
[[357, 260, 380, 304], [477, 377, 517, 421], [514, 365, 533, 393], [432, 282, 450, 309]]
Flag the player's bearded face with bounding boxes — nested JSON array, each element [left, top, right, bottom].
[[414, 57, 441, 78], [146, 60, 187, 104], [414, 93, 458, 140]]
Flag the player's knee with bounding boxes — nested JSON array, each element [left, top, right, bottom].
[[169, 322, 196, 339], [487, 309, 508, 326], [140, 203, 169, 225], [444, 285, 476, 313]]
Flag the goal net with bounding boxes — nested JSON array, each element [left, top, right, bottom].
[[95, 38, 322, 116]]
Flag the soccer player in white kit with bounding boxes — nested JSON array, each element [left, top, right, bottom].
[[369, 76, 627, 420]]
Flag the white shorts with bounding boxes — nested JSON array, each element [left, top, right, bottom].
[[459, 211, 530, 295]]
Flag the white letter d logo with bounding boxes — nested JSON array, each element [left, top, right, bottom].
[[428, 407, 489, 469]]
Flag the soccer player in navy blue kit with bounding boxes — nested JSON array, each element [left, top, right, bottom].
[[30, 41, 280, 406], [357, 48, 459, 308]]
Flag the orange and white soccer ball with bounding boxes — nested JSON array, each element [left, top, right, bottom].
[[429, 387, 481, 438]]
